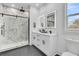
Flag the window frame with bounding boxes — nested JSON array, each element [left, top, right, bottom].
[[65, 3, 79, 31]]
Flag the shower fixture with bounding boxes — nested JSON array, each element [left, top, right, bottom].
[[19, 7, 25, 12], [2, 4, 27, 13]]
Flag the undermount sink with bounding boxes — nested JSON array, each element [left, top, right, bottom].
[[39, 29, 48, 33], [39, 29, 53, 34], [39, 31, 48, 33]]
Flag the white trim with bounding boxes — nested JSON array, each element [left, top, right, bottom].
[[65, 3, 67, 32]]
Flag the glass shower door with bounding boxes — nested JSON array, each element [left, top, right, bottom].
[[4, 15, 17, 42], [0, 15, 28, 52], [16, 17, 28, 43], [4, 15, 28, 45]]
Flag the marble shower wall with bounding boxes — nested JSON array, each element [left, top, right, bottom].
[[2, 15, 28, 42], [16, 17, 28, 42]]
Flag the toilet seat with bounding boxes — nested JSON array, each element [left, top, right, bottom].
[[62, 52, 77, 56]]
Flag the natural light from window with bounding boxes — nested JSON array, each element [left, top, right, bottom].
[[67, 3, 79, 29]]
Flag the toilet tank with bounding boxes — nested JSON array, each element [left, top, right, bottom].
[[66, 39, 79, 55]]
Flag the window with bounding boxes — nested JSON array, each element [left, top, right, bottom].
[[67, 3, 79, 30]]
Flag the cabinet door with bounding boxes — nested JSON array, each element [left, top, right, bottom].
[[31, 33, 37, 45], [35, 34, 42, 48], [40, 35, 57, 56], [32, 33, 43, 50], [40, 35, 50, 55], [48, 36, 57, 55], [32, 33, 57, 56]]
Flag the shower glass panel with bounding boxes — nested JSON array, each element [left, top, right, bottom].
[[3, 15, 17, 42], [0, 15, 17, 51], [15, 17, 28, 42], [3, 15, 28, 43], [0, 15, 28, 52]]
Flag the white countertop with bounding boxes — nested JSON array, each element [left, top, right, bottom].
[[32, 31, 56, 36]]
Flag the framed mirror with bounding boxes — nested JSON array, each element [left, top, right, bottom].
[[46, 10, 56, 28]]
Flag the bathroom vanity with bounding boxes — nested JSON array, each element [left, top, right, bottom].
[[31, 31, 57, 56]]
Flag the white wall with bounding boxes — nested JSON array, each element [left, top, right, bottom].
[[39, 3, 67, 54], [30, 3, 79, 55], [30, 6, 40, 45]]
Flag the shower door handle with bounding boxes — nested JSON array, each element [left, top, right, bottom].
[[1, 23, 5, 36]]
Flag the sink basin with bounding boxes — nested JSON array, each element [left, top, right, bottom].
[[39, 29, 48, 33]]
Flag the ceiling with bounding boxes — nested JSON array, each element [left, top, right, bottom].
[[0, 3, 48, 11]]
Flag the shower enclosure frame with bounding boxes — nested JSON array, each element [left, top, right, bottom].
[[0, 12, 30, 52]]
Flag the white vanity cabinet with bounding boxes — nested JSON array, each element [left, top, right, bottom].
[[31, 32, 57, 56]]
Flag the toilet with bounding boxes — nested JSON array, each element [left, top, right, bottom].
[[61, 39, 79, 56]]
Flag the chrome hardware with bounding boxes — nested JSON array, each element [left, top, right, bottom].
[[1, 23, 5, 36]]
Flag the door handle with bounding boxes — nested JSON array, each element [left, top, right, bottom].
[[1, 23, 5, 36]]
